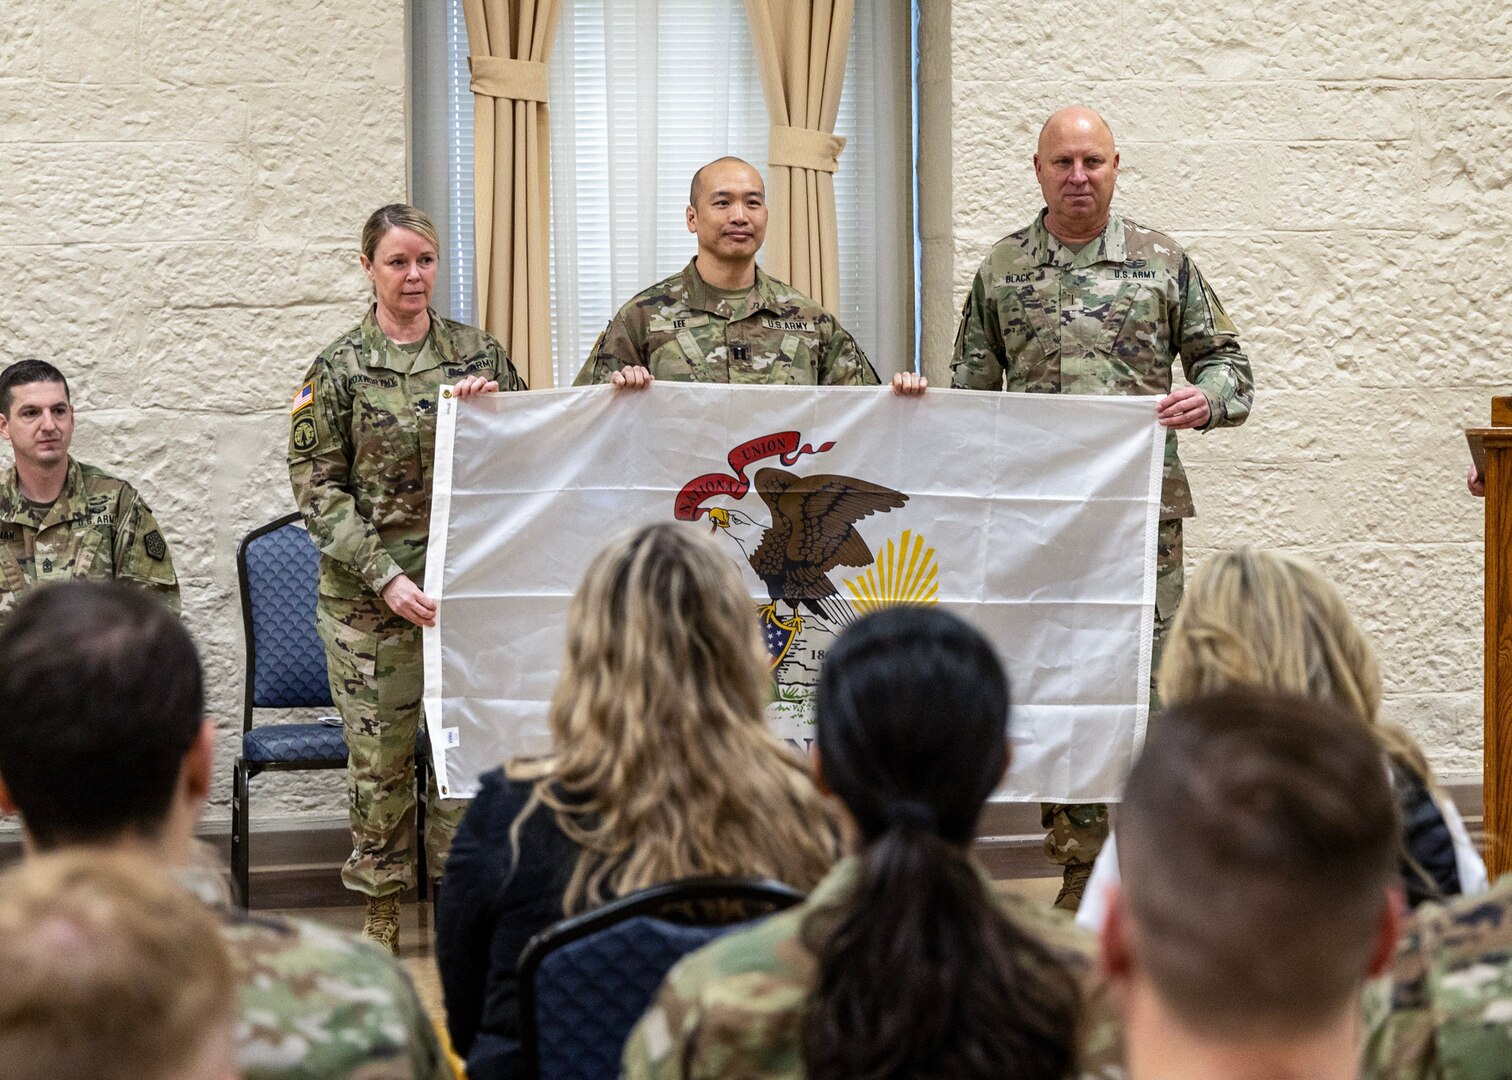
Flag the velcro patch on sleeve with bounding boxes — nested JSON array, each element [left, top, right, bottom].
[[291, 413, 318, 454], [290, 381, 314, 414]]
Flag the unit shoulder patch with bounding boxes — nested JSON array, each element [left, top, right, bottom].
[[291, 413, 318, 454]]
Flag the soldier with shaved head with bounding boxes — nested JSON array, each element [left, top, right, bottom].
[[953, 107, 1254, 911], [1106, 691, 1402, 1080], [573, 156, 878, 389]]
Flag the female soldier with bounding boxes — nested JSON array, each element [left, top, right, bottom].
[[289, 203, 524, 950], [622, 606, 1091, 1080]]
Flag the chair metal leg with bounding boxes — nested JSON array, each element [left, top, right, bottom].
[[231, 758, 251, 909]]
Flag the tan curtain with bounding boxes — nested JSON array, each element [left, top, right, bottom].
[[463, 0, 562, 390], [744, 0, 854, 310]]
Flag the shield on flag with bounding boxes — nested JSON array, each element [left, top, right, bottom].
[[757, 602, 802, 669]]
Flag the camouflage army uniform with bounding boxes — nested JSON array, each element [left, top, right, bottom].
[[1361, 876, 1512, 1080], [572, 258, 878, 386], [288, 308, 525, 897], [0, 456, 179, 624], [953, 208, 1253, 879], [622, 857, 1125, 1080], [178, 866, 453, 1080]]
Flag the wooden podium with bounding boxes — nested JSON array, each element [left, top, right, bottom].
[[1469, 396, 1512, 878]]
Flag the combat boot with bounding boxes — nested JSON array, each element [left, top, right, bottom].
[[1053, 863, 1092, 913], [362, 892, 401, 953]]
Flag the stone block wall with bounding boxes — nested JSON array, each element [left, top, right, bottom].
[[933, 0, 1510, 774], [0, 0, 409, 824]]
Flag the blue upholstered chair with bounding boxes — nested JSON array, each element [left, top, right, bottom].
[[517, 877, 804, 1080], [230, 513, 427, 906]]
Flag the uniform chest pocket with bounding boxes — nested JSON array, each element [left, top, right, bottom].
[[416, 398, 437, 450], [1089, 283, 1173, 390], [351, 383, 415, 465], [1009, 280, 1062, 368], [0, 534, 26, 594], [76, 523, 114, 576], [772, 332, 815, 383], [1089, 283, 1146, 356], [647, 314, 713, 378], [36, 522, 111, 580]]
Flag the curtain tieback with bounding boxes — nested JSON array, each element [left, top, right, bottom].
[[767, 126, 846, 173], [469, 56, 550, 102]]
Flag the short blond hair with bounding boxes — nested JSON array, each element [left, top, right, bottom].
[[0, 851, 237, 1080]]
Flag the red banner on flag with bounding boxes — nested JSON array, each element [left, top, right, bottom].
[[673, 430, 834, 520]]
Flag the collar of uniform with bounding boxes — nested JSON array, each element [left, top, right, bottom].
[[679, 258, 775, 321], [175, 863, 234, 914], [40, 457, 90, 530], [359, 306, 447, 375], [804, 847, 1028, 919], [806, 856, 860, 910], [0, 457, 85, 529], [1030, 208, 1128, 268], [803, 852, 1087, 957]]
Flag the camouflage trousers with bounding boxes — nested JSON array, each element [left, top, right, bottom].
[[316, 596, 466, 897], [1043, 517, 1182, 868]]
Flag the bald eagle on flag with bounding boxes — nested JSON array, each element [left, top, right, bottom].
[[707, 467, 908, 628]]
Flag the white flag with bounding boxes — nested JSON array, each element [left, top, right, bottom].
[[423, 383, 1164, 803]]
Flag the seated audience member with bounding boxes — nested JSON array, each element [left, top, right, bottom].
[[1363, 867, 1512, 1076], [0, 358, 179, 624], [622, 606, 1111, 1080], [0, 581, 451, 1080], [1104, 690, 1404, 1080], [436, 523, 838, 1080], [1077, 547, 1485, 931], [0, 851, 238, 1080]]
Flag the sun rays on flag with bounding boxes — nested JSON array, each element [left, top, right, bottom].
[[843, 530, 939, 614]]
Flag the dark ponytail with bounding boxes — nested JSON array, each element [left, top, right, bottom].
[[801, 608, 1080, 1080]]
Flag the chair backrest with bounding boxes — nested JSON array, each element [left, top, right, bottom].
[[238, 513, 331, 727], [518, 877, 804, 1080]]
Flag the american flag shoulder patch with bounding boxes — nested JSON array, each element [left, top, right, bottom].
[[291, 381, 314, 415]]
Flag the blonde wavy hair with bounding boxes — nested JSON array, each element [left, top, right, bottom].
[[1158, 547, 1432, 783], [508, 523, 838, 913]]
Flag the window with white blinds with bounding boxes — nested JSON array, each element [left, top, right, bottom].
[[411, 1, 914, 386], [443, 0, 476, 325]]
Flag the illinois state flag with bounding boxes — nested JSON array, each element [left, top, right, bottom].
[[423, 383, 1164, 803]]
